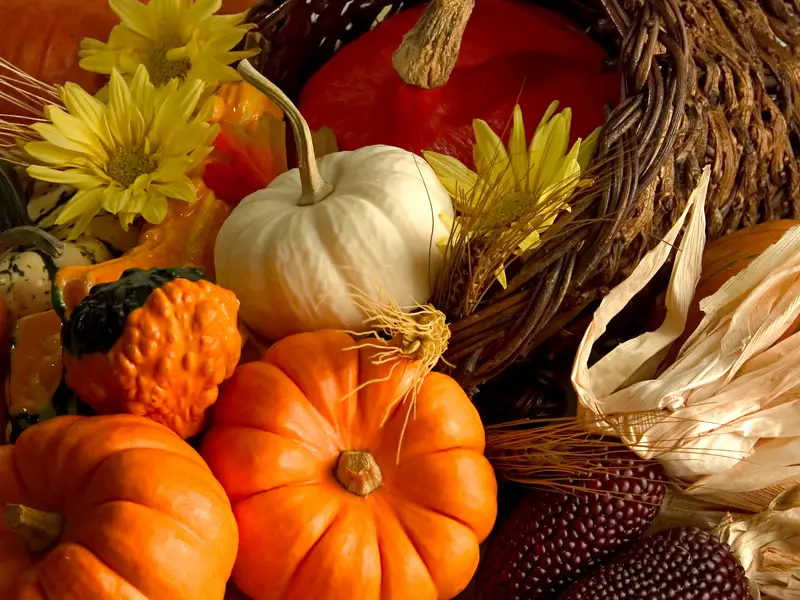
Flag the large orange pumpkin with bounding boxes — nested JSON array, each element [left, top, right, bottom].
[[663, 220, 800, 367], [0, 0, 258, 116], [201, 330, 498, 600], [0, 414, 239, 599], [0, 1, 117, 101]]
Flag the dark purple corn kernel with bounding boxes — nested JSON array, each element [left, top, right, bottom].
[[475, 448, 666, 600], [559, 526, 749, 600]]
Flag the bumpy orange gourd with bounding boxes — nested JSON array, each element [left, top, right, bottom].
[[62, 268, 242, 438], [0, 414, 238, 599], [201, 330, 498, 600]]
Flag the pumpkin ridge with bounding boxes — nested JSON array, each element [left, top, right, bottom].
[[374, 494, 436, 592], [356, 374, 410, 449], [80, 446, 226, 507], [78, 496, 211, 551], [8, 444, 32, 501], [282, 506, 346, 597], [66, 498, 219, 598], [52, 420, 213, 508], [233, 480, 325, 508], [216, 415, 336, 463], [263, 331, 360, 446], [39, 540, 148, 600], [389, 473, 479, 537], [220, 362, 343, 456], [12, 416, 84, 500]]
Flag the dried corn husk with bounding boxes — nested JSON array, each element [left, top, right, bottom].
[[714, 485, 800, 600], [572, 166, 800, 502]]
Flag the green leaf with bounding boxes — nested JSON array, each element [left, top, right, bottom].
[[0, 160, 32, 231]]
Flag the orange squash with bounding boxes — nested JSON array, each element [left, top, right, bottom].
[[0, 414, 238, 599], [62, 267, 241, 438], [663, 220, 800, 367], [201, 330, 498, 600], [0, 0, 118, 115], [5, 310, 63, 438], [211, 81, 283, 130], [53, 184, 231, 317]]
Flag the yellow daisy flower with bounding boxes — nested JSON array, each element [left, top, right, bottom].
[[425, 102, 600, 287], [24, 65, 219, 238], [79, 0, 258, 87]]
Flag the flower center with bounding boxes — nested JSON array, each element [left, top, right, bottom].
[[146, 40, 192, 87], [106, 148, 157, 188]]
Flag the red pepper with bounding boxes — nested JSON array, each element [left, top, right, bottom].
[[298, 0, 618, 167]]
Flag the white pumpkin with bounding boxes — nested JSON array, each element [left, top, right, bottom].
[[215, 61, 454, 341]]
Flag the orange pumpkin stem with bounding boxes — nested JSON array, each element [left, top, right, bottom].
[[3, 504, 64, 553], [335, 450, 383, 497], [392, 0, 475, 89]]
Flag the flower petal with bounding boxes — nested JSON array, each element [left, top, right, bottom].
[[25, 142, 91, 168], [118, 212, 137, 230], [141, 192, 169, 224], [473, 119, 514, 196], [31, 122, 104, 161], [577, 127, 601, 172], [109, 0, 157, 39], [508, 105, 528, 192], [61, 83, 114, 150], [187, 55, 242, 84], [107, 69, 136, 148], [55, 188, 105, 228], [27, 165, 105, 189], [184, 0, 223, 29], [101, 185, 131, 215], [152, 178, 197, 204], [44, 105, 103, 152], [423, 151, 478, 199]]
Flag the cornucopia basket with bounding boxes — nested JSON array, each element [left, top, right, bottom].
[[246, 0, 800, 396], [2, 0, 800, 598]]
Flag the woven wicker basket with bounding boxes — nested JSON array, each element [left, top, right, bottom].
[[244, 0, 800, 395]]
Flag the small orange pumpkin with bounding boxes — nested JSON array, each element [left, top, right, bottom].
[[201, 330, 498, 600], [0, 414, 238, 599]]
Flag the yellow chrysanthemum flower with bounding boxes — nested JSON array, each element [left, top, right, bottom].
[[24, 65, 219, 238], [79, 0, 258, 87], [425, 102, 600, 287]]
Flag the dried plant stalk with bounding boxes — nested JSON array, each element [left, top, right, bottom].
[[0, 59, 59, 165], [487, 414, 674, 499], [341, 285, 451, 462]]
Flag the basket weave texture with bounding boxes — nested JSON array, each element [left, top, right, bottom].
[[245, 0, 800, 393]]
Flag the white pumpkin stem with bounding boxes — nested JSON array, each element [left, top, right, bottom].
[[237, 60, 333, 205], [392, 0, 475, 89]]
